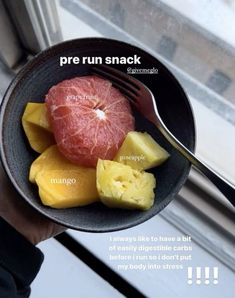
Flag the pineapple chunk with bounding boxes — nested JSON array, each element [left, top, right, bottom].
[[114, 131, 169, 170], [97, 159, 156, 210], [22, 103, 54, 153]]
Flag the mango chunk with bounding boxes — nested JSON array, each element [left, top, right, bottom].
[[22, 122, 55, 153], [96, 159, 156, 210], [31, 145, 99, 208], [35, 169, 99, 209], [30, 145, 74, 183], [22, 103, 54, 153], [114, 131, 169, 170], [23, 103, 52, 132]]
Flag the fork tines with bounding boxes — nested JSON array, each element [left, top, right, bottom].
[[91, 64, 139, 103]]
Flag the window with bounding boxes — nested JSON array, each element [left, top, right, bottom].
[[157, 35, 177, 61], [206, 70, 232, 95], [0, 1, 234, 297], [56, 0, 235, 107]]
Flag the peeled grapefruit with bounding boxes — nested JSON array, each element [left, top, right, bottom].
[[45, 75, 134, 167]]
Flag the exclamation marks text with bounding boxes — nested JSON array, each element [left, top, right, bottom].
[[187, 267, 219, 285], [213, 267, 219, 285], [187, 267, 193, 285], [205, 267, 210, 285], [196, 267, 201, 284]]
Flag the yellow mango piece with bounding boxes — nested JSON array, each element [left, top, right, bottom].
[[30, 145, 99, 208], [22, 121, 55, 153], [23, 103, 52, 132], [30, 145, 72, 183], [114, 131, 170, 170], [97, 159, 156, 210], [35, 169, 99, 209], [22, 103, 54, 153]]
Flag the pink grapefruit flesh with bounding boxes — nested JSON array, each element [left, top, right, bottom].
[[45, 75, 135, 167]]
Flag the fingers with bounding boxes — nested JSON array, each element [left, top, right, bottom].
[[1, 162, 68, 245]]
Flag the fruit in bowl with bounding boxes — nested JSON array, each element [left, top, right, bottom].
[[97, 159, 156, 210], [22, 103, 55, 153], [22, 75, 169, 211], [114, 131, 169, 170], [45, 75, 134, 167], [30, 145, 99, 208]]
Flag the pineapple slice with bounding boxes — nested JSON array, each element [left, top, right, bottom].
[[22, 103, 54, 153], [114, 131, 169, 170], [97, 159, 156, 210]]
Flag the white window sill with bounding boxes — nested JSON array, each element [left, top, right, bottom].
[[33, 238, 123, 298], [67, 213, 234, 298]]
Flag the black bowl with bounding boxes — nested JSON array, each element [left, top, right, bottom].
[[0, 38, 195, 232]]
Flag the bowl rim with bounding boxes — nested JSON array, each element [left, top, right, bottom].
[[0, 37, 196, 232]]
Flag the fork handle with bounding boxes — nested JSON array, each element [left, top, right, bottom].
[[158, 124, 235, 207]]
